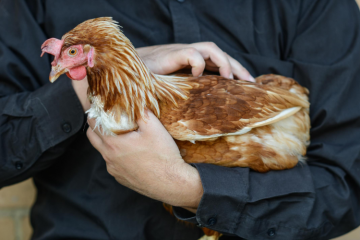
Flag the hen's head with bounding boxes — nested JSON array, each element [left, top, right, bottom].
[[41, 17, 187, 122], [41, 38, 94, 82], [41, 17, 130, 83]]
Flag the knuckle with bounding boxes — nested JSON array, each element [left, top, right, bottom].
[[105, 163, 115, 176], [103, 139, 116, 150], [103, 155, 110, 163], [204, 41, 217, 48], [184, 47, 198, 56], [107, 143, 116, 152]]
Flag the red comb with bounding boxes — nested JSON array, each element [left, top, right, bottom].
[[40, 38, 64, 63]]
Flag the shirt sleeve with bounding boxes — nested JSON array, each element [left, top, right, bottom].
[[174, 0, 360, 239], [0, 0, 85, 187]]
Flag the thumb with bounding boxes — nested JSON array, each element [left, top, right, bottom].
[[136, 110, 170, 138], [136, 110, 160, 130]]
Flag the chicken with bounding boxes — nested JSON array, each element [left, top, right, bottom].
[[41, 17, 310, 172], [41, 17, 310, 239]]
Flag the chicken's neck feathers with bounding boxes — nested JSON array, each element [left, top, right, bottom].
[[62, 17, 190, 124], [86, 46, 190, 124]]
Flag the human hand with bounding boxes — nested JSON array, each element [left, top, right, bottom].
[[86, 110, 203, 209], [71, 76, 90, 112], [137, 42, 255, 81]]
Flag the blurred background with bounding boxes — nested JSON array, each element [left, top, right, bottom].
[[1, 1, 360, 239]]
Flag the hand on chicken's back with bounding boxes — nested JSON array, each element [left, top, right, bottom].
[[137, 42, 254, 81]]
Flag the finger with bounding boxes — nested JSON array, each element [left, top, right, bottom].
[[225, 53, 255, 82], [179, 48, 206, 77], [192, 42, 233, 79], [163, 47, 206, 77], [136, 110, 172, 141], [136, 110, 161, 131], [87, 118, 104, 139], [86, 127, 104, 151]]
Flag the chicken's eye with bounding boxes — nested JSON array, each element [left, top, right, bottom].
[[68, 48, 78, 56]]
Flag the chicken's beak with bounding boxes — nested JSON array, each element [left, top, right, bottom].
[[49, 65, 67, 83]]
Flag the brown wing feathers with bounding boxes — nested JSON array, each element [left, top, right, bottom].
[[160, 75, 308, 141], [170, 75, 310, 172]]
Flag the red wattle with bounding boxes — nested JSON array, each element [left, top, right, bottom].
[[67, 66, 87, 80]]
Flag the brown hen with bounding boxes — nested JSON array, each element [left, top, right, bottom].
[[41, 17, 310, 240]]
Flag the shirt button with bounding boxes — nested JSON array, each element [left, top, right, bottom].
[[15, 161, 23, 170], [207, 217, 217, 226], [62, 123, 72, 133], [267, 228, 276, 237]]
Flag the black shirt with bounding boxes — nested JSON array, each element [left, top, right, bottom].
[[0, 0, 360, 239]]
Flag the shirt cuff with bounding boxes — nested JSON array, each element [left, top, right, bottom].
[[173, 163, 249, 234]]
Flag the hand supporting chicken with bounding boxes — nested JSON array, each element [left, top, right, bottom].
[[41, 17, 310, 240]]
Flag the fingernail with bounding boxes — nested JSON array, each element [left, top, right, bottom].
[[229, 73, 234, 79], [249, 76, 255, 82]]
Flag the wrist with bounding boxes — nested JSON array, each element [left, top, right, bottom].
[[168, 162, 203, 209]]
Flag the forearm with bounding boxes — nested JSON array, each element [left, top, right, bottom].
[[166, 163, 203, 210], [114, 161, 203, 209]]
